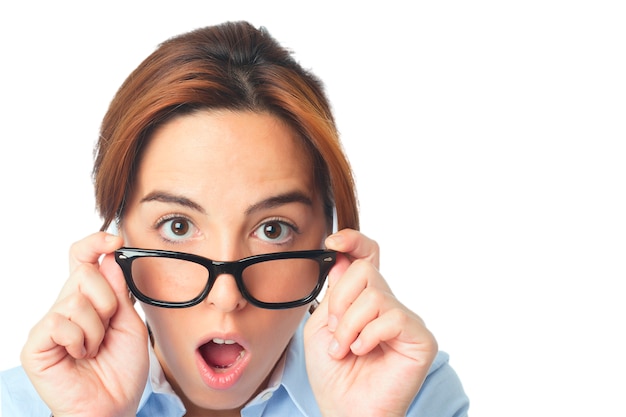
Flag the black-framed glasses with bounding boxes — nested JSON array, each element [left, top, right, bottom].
[[115, 247, 336, 310]]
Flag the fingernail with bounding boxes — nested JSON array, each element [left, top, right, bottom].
[[327, 315, 338, 332], [326, 233, 342, 246], [104, 233, 118, 242], [350, 338, 362, 353]]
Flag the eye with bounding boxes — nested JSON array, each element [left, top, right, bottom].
[[158, 216, 196, 242], [254, 220, 295, 245]]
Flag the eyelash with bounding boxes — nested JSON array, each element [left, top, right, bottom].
[[153, 213, 196, 244], [151, 215, 301, 246], [255, 217, 301, 246]]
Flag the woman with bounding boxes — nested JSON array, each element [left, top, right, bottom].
[[1, 21, 468, 416]]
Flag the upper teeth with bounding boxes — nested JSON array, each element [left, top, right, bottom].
[[213, 338, 236, 345]]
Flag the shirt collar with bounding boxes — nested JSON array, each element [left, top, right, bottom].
[[137, 343, 185, 413]]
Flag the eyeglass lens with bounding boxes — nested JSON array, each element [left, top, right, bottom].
[[129, 256, 322, 304]]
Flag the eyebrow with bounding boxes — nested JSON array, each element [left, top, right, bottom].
[[140, 191, 207, 214], [245, 191, 313, 215], [139, 190, 313, 215]]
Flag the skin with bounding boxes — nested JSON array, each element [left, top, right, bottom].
[[21, 110, 437, 417], [121, 110, 328, 414]]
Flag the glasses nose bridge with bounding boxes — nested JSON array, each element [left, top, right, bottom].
[[210, 260, 243, 280]]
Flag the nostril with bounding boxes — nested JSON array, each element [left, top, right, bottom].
[[204, 273, 247, 311]]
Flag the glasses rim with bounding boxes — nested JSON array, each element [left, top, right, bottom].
[[114, 247, 336, 310]]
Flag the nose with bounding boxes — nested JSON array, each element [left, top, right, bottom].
[[204, 271, 248, 312]]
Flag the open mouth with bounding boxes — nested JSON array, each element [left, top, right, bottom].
[[199, 338, 246, 371]]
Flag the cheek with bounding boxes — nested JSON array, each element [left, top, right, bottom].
[[143, 307, 191, 360], [253, 307, 309, 353]]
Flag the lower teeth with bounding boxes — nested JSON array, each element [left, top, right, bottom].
[[212, 350, 245, 370]]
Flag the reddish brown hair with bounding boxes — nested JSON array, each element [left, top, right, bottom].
[[93, 21, 359, 231]]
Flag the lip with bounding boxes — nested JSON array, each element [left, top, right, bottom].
[[195, 334, 251, 390]]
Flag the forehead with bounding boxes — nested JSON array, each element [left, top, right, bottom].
[[132, 109, 316, 204]]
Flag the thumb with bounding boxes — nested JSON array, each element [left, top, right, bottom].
[[99, 252, 136, 316], [99, 253, 147, 343]]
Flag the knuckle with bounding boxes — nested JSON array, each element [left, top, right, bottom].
[[33, 311, 71, 341], [350, 258, 377, 275], [369, 239, 380, 254], [388, 307, 410, 327], [362, 286, 385, 305], [62, 292, 90, 313], [68, 237, 87, 260], [68, 238, 81, 255], [37, 311, 63, 333], [72, 262, 97, 279]]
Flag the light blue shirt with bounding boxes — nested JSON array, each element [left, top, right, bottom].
[[1, 318, 469, 416]]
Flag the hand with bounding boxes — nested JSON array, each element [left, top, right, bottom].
[[304, 229, 438, 417], [20, 232, 149, 417]]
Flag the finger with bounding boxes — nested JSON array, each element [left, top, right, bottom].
[[55, 260, 121, 355], [99, 252, 138, 320], [50, 292, 108, 358], [22, 312, 89, 362], [49, 317, 89, 360], [349, 308, 436, 363], [325, 252, 351, 289], [328, 282, 394, 358], [325, 229, 380, 268], [62, 232, 125, 323], [69, 232, 123, 273], [57, 262, 118, 324], [326, 259, 391, 329], [316, 230, 388, 349]]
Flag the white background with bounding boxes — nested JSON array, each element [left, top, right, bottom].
[[1, 1, 624, 416]]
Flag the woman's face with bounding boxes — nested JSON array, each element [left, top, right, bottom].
[[120, 110, 329, 412]]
